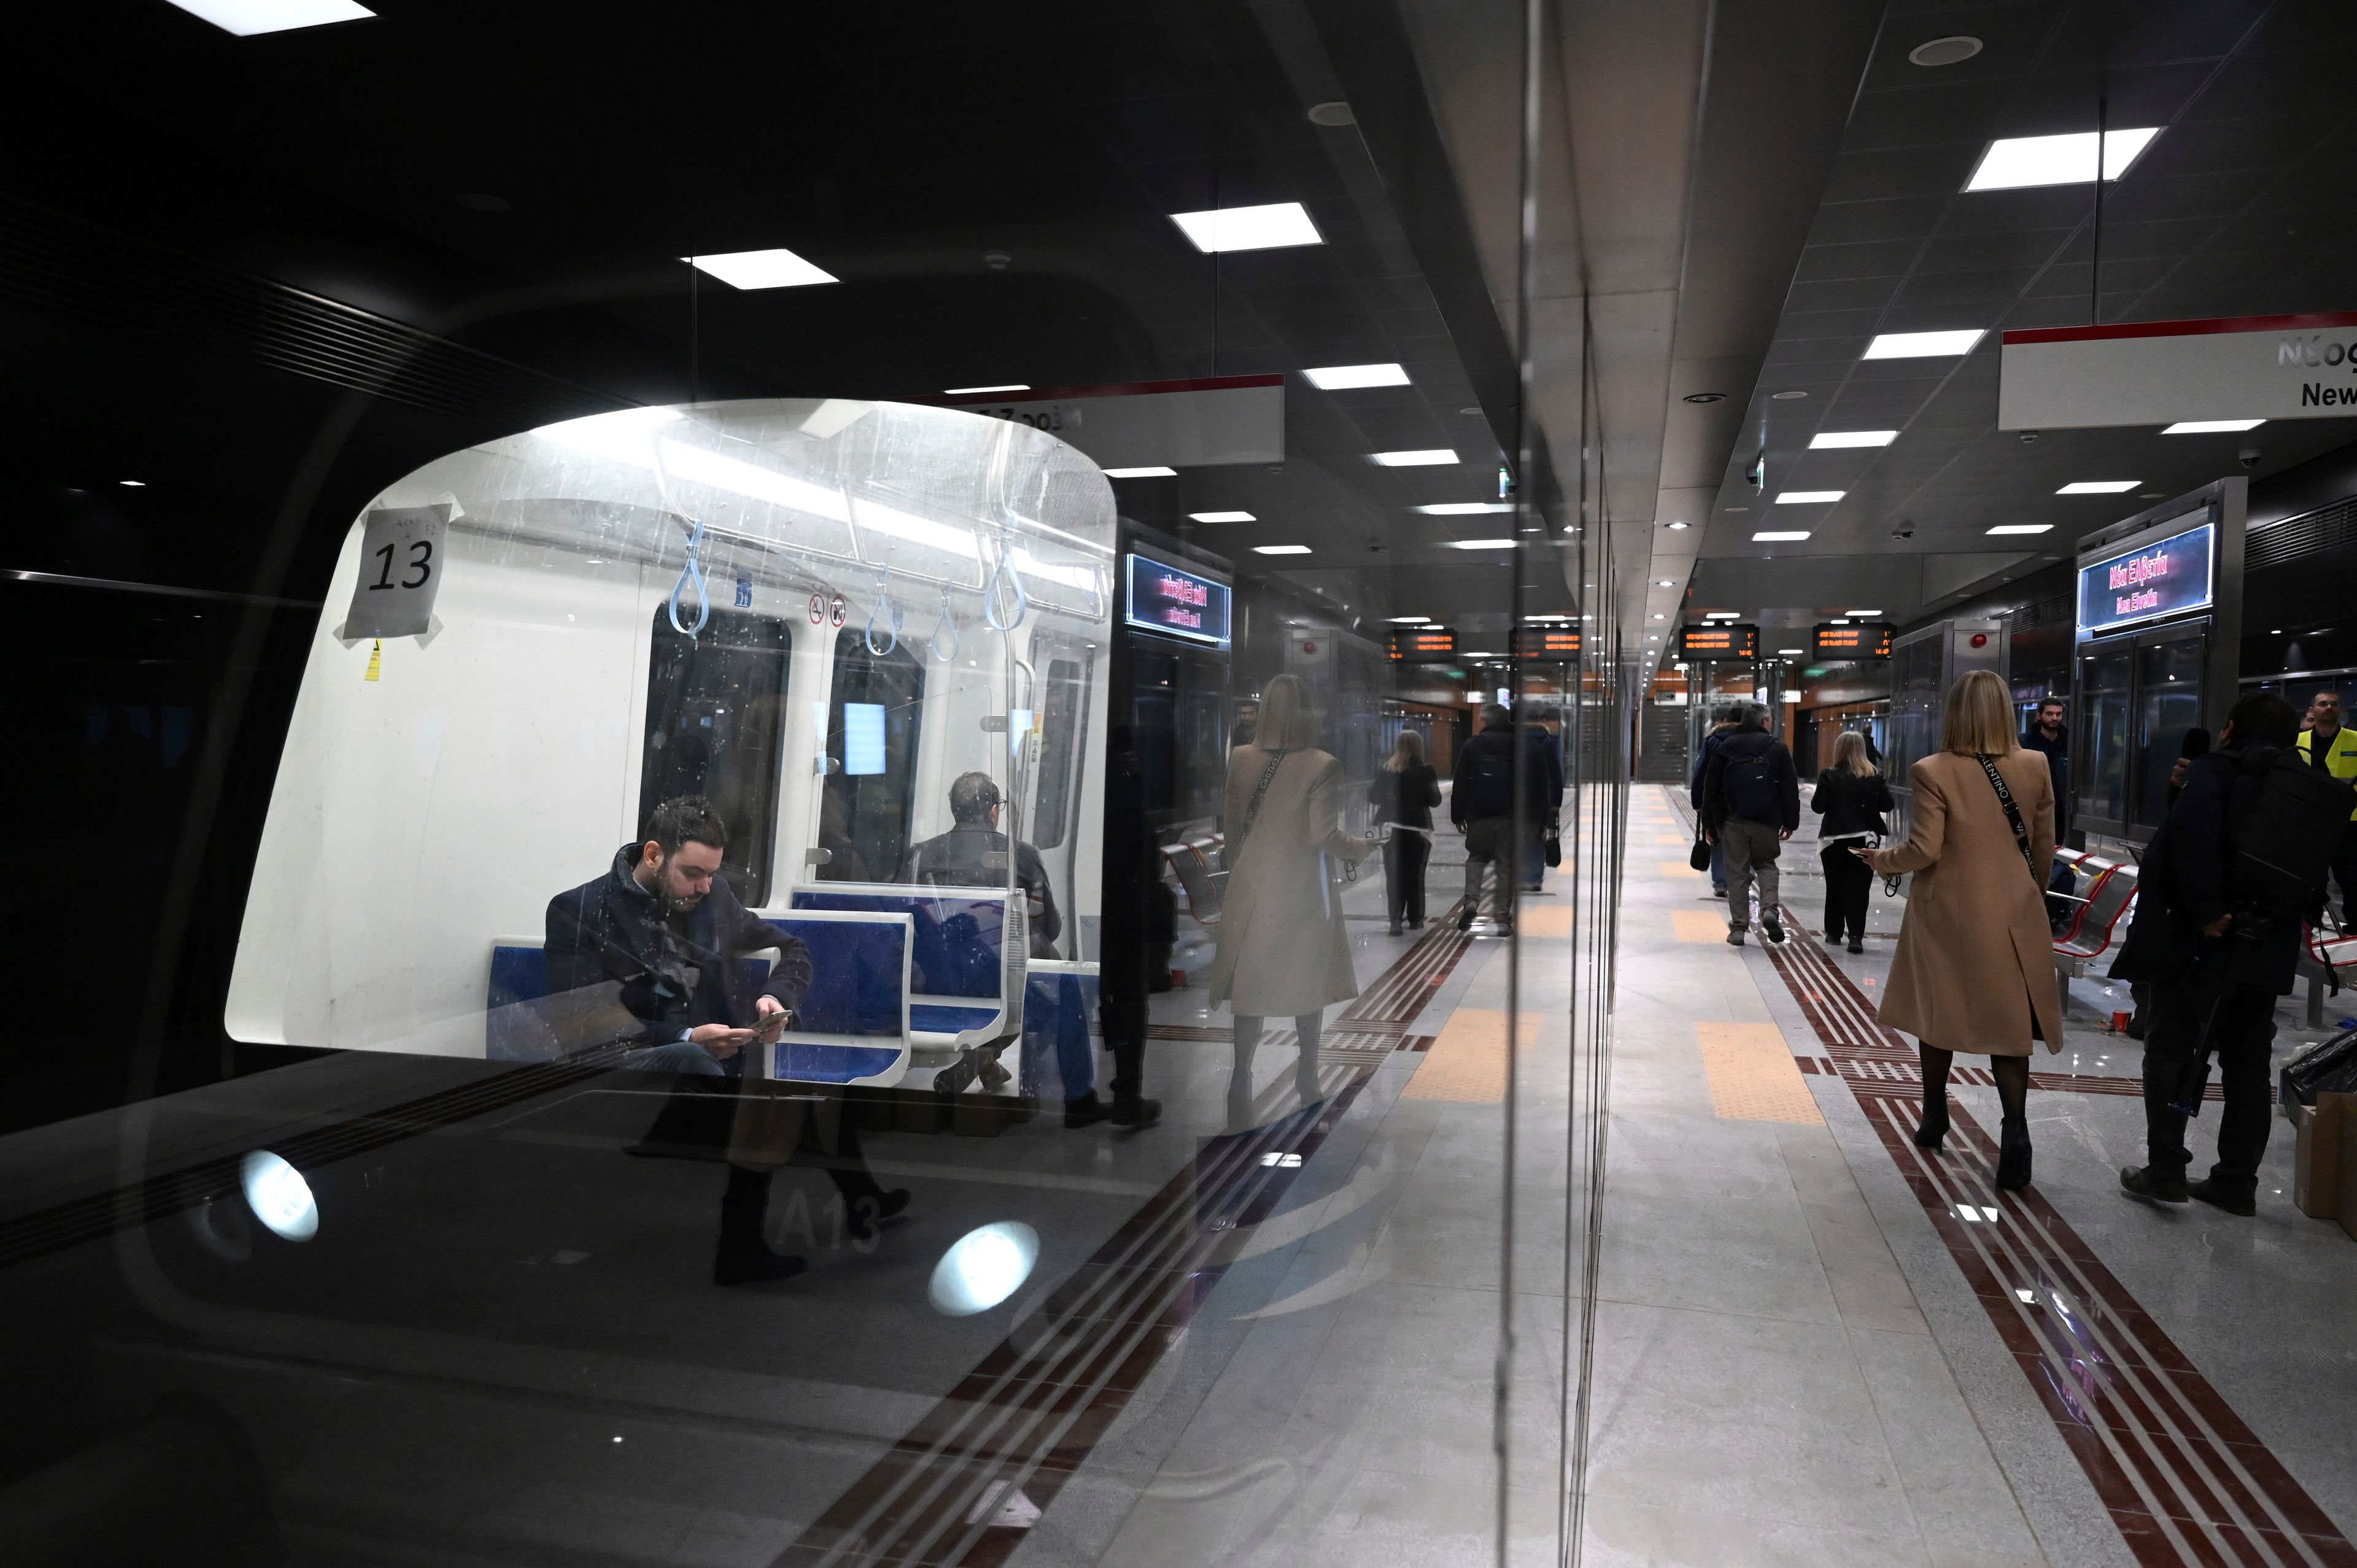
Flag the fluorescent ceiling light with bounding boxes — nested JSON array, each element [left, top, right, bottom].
[[1169, 202, 1322, 253], [1443, 539, 1516, 550], [1809, 430, 1898, 449], [943, 384, 1028, 395], [120, 479, 146, 487], [1864, 330, 1984, 359], [1666, 520, 1689, 530], [1987, 523, 2053, 535], [1305, 363, 1409, 390], [1703, 612, 1741, 620], [1778, 648, 1805, 654], [164, 0, 372, 34], [1388, 616, 1431, 624], [1372, 449, 1459, 467], [2163, 419, 2264, 434], [2057, 480, 2138, 494], [1651, 613, 1665, 620], [851, 498, 980, 559], [1964, 128, 2161, 192], [1101, 466, 1176, 478], [1776, 490, 1846, 504], [1754, 530, 1812, 542], [1417, 501, 1511, 514], [1253, 544, 1313, 555], [1655, 579, 1674, 587], [1846, 609, 1884, 616], [681, 249, 837, 290], [660, 440, 852, 524], [1188, 511, 1255, 523]]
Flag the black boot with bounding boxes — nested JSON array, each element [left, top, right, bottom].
[[714, 1165, 807, 1286], [1105, 1040, 1161, 1128], [1913, 1094, 1949, 1151], [2119, 1165, 2189, 1205], [1995, 1116, 2034, 1191], [1063, 1094, 1112, 1129], [2186, 1176, 2256, 1216]]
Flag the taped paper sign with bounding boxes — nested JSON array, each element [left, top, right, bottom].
[[344, 501, 453, 638]]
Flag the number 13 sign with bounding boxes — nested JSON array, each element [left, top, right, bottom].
[[344, 503, 451, 638]]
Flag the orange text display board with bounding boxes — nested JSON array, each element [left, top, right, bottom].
[[1811, 623, 1894, 660], [1675, 624, 1759, 660]]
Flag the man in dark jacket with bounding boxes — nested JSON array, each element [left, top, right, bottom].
[[1452, 704, 1552, 933], [1094, 729, 1164, 1131], [1521, 707, 1567, 890], [2114, 693, 2302, 1216], [1690, 705, 1739, 897], [900, 771, 1062, 957], [1702, 704, 1800, 945], [2021, 697, 2070, 844]]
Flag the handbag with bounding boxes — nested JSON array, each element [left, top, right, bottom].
[[1544, 824, 1563, 868], [1687, 828, 1711, 873], [1974, 752, 2043, 889]]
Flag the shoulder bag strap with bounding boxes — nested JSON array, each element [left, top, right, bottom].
[[1237, 749, 1289, 847], [1975, 752, 2042, 887]]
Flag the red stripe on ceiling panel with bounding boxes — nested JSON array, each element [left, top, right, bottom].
[[2002, 311, 2357, 347]]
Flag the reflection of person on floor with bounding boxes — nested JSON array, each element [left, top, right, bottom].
[[1207, 674, 1376, 1128]]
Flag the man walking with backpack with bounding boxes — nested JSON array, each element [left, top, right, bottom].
[[1452, 703, 1550, 934], [1703, 703, 1799, 945], [2117, 693, 2354, 1215]]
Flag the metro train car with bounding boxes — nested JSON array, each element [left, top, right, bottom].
[[225, 398, 1114, 1090]]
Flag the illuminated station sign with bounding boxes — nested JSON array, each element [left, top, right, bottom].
[[1123, 550, 1232, 649], [1509, 625, 1583, 657], [1387, 625, 1458, 662], [1676, 623, 1759, 660], [1812, 622, 1894, 660], [2076, 520, 2215, 637]]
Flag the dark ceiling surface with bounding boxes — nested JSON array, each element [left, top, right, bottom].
[[5, 0, 1557, 625], [1685, 0, 2357, 646]]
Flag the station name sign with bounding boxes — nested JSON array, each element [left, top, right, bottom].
[[1811, 623, 1894, 660], [1124, 551, 1231, 649], [1387, 625, 1458, 662], [1999, 310, 2357, 430], [1676, 623, 1758, 660], [2076, 520, 2214, 636]]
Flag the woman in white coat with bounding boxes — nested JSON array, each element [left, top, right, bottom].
[[1204, 674, 1376, 1126]]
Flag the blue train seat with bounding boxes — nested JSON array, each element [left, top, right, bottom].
[[790, 884, 1022, 1052]]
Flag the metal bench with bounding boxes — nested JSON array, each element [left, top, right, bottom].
[[2052, 857, 2138, 1020], [2298, 923, 2357, 1029], [1162, 833, 1225, 926]]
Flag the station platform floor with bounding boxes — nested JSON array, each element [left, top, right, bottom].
[[2, 793, 2353, 1567]]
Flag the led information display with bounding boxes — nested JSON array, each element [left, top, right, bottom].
[[1387, 625, 1458, 662], [1123, 551, 1231, 648], [2077, 520, 2214, 636], [1509, 626, 1583, 657], [1676, 623, 1759, 660], [1812, 623, 1894, 660]]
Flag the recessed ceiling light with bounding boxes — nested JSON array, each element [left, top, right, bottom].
[[1666, 521, 1689, 530], [2272, 628, 2283, 635], [1908, 35, 1983, 67], [1253, 544, 1313, 555], [1770, 390, 1809, 401], [1648, 634, 1660, 640], [1864, 330, 1984, 359], [1169, 202, 1322, 253], [1778, 647, 1806, 655], [1442, 539, 1517, 550], [1372, 449, 1459, 466], [1754, 530, 1811, 542], [2163, 419, 2264, 434], [1987, 523, 2053, 535], [163, 0, 373, 34], [1417, 502, 1512, 514], [1388, 616, 1431, 624], [1655, 579, 1674, 587], [1682, 392, 1725, 404], [2057, 481, 2138, 495], [682, 249, 838, 289], [1650, 614, 1666, 620], [1964, 128, 2161, 192], [1776, 490, 1846, 504], [943, 384, 1029, 395], [1809, 430, 1898, 449], [120, 479, 146, 487], [1101, 466, 1177, 478], [1704, 611, 1741, 620], [1846, 609, 1884, 617], [1190, 511, 1255, 522], [1305, 363, 1409, 390]]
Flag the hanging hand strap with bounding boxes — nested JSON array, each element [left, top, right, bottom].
[[1975, 752, 2042, 889], [1236, 749, 1289, 849], [667, 521, 710, 638]]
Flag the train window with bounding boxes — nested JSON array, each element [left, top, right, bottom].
[[1032, 655, 1086, 850], [819, 627, 925, 882], [638, 606, 792, 907]]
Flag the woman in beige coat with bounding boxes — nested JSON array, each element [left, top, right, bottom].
[[1206, 674, 1376, 1126], [1864, 670, 2064, 1189]]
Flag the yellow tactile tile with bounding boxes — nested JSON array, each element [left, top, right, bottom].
[[1671, 910, 1728, 943], [1651, 833, 1688, 845], [1658, 860, 1703, 879], [1517, 905, 1574, 938], [1401, 1009, 1538, 1103], [1695, 1021, 1823, 1124]]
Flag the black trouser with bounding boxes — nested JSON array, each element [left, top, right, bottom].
[[1819, 844, 1872, 943], [2140, 968, 2279, 1196], [1383, 830, 1431, 926]]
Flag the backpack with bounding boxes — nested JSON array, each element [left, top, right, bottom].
[[2226, 745, 2355, 929], [1463, 741, 1511, 813], [1724, 749, 1781, 822]]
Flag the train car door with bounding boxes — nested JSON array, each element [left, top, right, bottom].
[[638, 606, 794, 906]]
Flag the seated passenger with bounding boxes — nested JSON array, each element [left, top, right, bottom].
[[900, 770, 1061, 959]]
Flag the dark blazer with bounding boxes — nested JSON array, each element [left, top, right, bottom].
[[1370, 762, 1442, 829], [2110, 747, 2301, 993], [546, 844, 812, 1048], [1703, 725, 1801, 833], [1812, 768, 1894, 840], [899, 823, 1061, 956], [1690, 726, 1730, 810]]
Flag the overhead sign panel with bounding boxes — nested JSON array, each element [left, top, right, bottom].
[[1812, 623, 1894, 660], [1509, 625, 1582, 657], [943, 374, 1285, 468], [2076, 520, 2215, 637], [1123, 551, 1231, 648], [1387, 625, 1458, 662], [1999, 311, 2357, 430], [1676, 623, 1758, 660]]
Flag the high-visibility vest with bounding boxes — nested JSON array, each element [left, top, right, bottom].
[[2297, 724, 2357, 819]]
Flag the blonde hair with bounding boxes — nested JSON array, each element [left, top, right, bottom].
[[1832, 730, 1878, 777], [1382, 729, 1426, 771], [1940, 669, 2018, 756], [1255, 673, 1319, 751]]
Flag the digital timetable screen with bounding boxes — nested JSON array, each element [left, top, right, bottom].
[[1675, 623, 1758, 660], [1509, 626, 1582, 657], [1387, 625, 1458, 662], [1811, 623, 1894, 660]]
